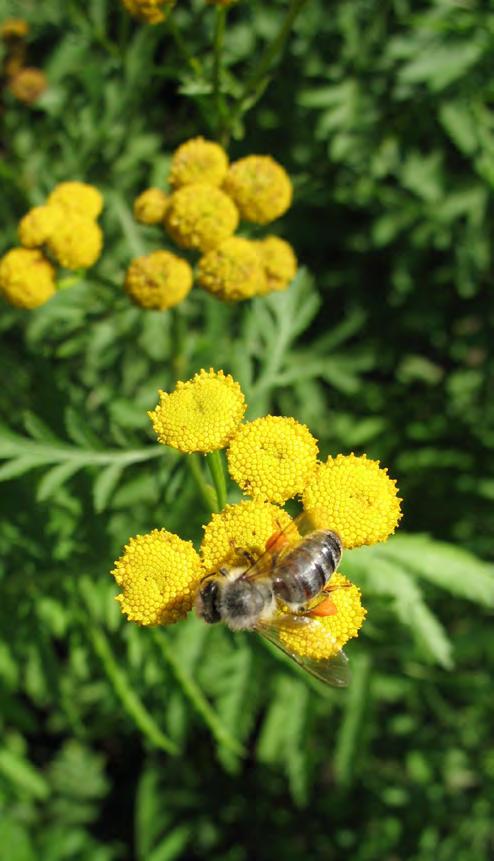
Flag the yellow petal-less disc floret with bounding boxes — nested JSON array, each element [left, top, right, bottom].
[[303, 453, 402, 549], [125, 250, 192, 310], [201, 499, 296, 570], [18, 205, 64, 249], [47, 214, 103, 270], [0, 247, 56, 309], [227, 416, 318, 505], [255, 236, 297, 295], [149, 369, 246, 453], [112, 529, 202, 626], [223, 155, 293, 225], [198, 237, 266, 301], [48, 181, 103, 219], [1, 19, 29, 39], [169, 137, 229, 189], [165, 184, 238, 253], [121, 0, 174, 24], [133, 188, 169, 224], [8, 68, 47, 104], [279, 574, 366, 659]]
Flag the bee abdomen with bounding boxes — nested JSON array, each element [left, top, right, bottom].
[[272, 530, 342, 608]]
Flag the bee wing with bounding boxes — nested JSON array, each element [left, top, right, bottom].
[[242, 510, 340, 585], [257, 615, 351, 688]]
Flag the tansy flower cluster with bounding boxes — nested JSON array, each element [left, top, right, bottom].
[[112, 370, 403, 665], [120, 0, 176, 24], [0, 182, 104, 310], [127, 137, 297, 310], [1, 18, 47, 104]]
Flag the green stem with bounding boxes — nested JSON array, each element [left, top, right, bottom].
[[225, 0, 310, 141], [212, 7, 227, 138], [170, 307, 187, 384], [206, 450, 227, 511], [84, 619, 179, 755], [187, 454, 218, 512], [152, 630, 245, 757], [167, 15, 203, 76]]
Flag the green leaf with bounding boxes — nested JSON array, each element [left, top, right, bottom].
[[0, 748, 50, 800], [0, 458, 42, 482], [334, 653, 371, 786], [37, 462, 82, 502], [93, 463, 124, 512], [381, 535, 494, 609]]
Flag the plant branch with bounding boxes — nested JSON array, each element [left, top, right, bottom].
[[152, 630, 245, 758]]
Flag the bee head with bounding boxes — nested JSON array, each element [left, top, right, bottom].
[[195, 576, 223, 624]]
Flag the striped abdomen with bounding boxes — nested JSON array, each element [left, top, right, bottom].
[[272, 530, 342, 609]]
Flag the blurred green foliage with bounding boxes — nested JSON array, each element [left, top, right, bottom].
[[0, 0, 494, 859]]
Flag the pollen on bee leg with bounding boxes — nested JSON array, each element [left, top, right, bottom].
[[309, 596, 338, 617]]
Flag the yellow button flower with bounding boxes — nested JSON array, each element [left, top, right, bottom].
[[278, 574, 366, 659], [1, 19, 29, 39], [223, 155, 293, 224], [0, 247, 56, 309], [47, 181, 103, 219], [47, 214, 103, 270], [255, 235, 297, 295], [198, 237, 266, 301], [303, 453, 402, 549], [112, 529, 202, 626], [18, 205, 64, 249], [149, 368, 246, 453], [227, 416, 318, 505], [120, 0, 174, 23], [133, 188, 169, 225], [8, 68, 47, 104], [165, 184, 238, 253], [169, 137, 229, 189], [201, 499, 295, 570], [125, 250, 192, 310]]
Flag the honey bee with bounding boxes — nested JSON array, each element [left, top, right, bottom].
[[195, 516, 350, 687]]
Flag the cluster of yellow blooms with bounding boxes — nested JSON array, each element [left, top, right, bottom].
[[120, 0, 175, 23], [127, 137, 296, 310], [112, 369, 402, 663], [0, 19, 47, 104], [0, 182, 104, 309], [120, 0, 235, 24]]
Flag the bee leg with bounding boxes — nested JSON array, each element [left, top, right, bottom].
[[228, 538, 257, 566]]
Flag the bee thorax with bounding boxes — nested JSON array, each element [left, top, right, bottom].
[[221, 579, 274, 631]]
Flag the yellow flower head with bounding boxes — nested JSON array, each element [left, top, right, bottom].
[[303, 453, 402, 549], [133, 188, 169, 225], [198, 237, 266, 301], [149, 368, 246, 453], [47, 214, 103, 270], [165, 184, 238, 253], [121, 0, 174, 23], [8, 68, 47, 104], [125, 250, 192, 311], [47, 181, 103, 219], [18, 205, 64, 249], [1, 19, 29, 39], [255, 235, 297, 295], [112, 529, 202, 626], [170, 137, 229, 189], [279, 574, 366, 659], [223, 155, 293, 224], [0, 247, 56, 309], [227, 416, 318, 505], [201, 499, 296, 570]]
